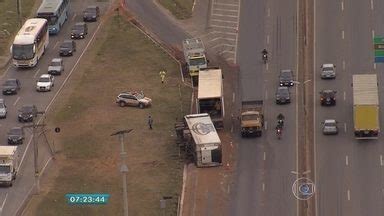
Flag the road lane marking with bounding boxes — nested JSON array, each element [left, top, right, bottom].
[[372, 30, 375, 39], [344, 123, 347, 132], [266, 63, 269, 70], [213, 8, 238, 13], [313, 0, 319, 214], [210, 24, 238, 30], [232, 92, 235, 103], [347, 189, 351, 201], [262, 183, 265, 191], [342, 30, 345, 39], [211, 19, 238, 24], [342, 60, 345, 70], [267, 35, 270, 44], [41, 156, 53, 175], [0, 193, 8, 210], [213, 2, 238, 7], [13, 96, 20, 106], [19, 136, 33, 170], [341, 1, 344, 11], [380, 155, 383, 166], [263, 152, 266, 161], [345, 155, 349, 166], [343, 91, 346, 100], [374, 63, 377, 70], [53, 41, 59, 49], [267, 8, 270, 17], [233, 0, 241, 64], [212, 14, 238, 18], [71, 13, 76, 21], [264, 121, 268, 130], [371, 0, 374, 10], [33, 68, 40, 78]]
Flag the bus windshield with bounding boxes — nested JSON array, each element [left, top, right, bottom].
[[190, 57, 206, 66], [12, 44, 34, 60], [0, 165, 10, 174], [37, 14, 58, 26]]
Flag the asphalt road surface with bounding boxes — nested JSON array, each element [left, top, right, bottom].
[[230, 0, 298, 215], [0, 1, 110, 215], [315, 0, 384, 215]]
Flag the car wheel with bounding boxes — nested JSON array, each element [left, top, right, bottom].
[[119, 101, 126, 107], [139, 103, 144, 109]]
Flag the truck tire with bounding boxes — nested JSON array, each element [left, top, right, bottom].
[[119, 101, 126, 107]]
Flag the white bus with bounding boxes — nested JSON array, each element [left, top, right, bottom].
[[11, 18, 49, 68], [37, 0, 70, 34]]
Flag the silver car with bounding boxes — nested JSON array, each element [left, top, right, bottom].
[[322, 119, 338, 135], [321, 63, 336, 79], [48, 58, 64, 75], [0, 99, 7, 118]]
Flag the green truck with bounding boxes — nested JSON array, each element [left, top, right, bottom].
[[352, 74, 379, 139]]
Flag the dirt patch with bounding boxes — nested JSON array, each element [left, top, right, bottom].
[[23, 12, 191, 216]]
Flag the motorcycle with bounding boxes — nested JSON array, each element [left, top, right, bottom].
[[276, 127, 282, 139], [262, 53, 268, 64]]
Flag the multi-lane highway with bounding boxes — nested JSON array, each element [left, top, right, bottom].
[[0, 1, 109, 215], [315, 0, 384, 215]]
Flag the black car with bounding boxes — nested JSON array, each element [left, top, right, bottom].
[[59, 40, 76, 56], [18, 105, 37, 123], [276, 87, 291, 104], [71, 22, 88, 39], [320, 90, 336, 106], [83, 6, 100, 22], [279, 69, 294, 87], [7, 127, 24, 145], [2, 79, 21, 95]]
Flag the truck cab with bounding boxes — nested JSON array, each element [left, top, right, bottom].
[[240, 100, 264, 137]]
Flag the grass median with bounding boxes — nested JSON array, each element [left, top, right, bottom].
[[158, 0, 194, 19], [24, 14, 191, 216]]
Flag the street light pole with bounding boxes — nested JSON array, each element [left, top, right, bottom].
[[111, 129, 133, 216]]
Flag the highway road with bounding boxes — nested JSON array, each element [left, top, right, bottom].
[[0, 0, 110, 215], [230, 0, 298, 215], [315, 0, 384, 215]]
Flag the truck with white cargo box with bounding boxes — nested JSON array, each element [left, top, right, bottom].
[[180, 114, 222, 167], [197, 68, 224, 129], [240, 100, 264, 137], [182, 38, 208, 85], [352, 74, 379, 139], [0, 146, 20, 186]]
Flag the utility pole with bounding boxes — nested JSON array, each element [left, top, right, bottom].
[[16, 0, 22, 27], [111, 129, 133, 216]]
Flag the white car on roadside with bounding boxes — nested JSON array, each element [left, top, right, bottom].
[[36, 74, 54, 92]]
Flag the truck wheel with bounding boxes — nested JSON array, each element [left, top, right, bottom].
[[119, 101, 126, 107], [139, 103, 144, 109]]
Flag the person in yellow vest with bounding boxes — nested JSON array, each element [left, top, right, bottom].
[[159, 70, 166, 84]]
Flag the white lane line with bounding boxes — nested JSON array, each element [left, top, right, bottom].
[[372, 30, 375, 39], [371, 0, 374, 10], [347, 189, 351, 201], [263, 152, 266, 161], [266, 63, 269, 70], [213, 8, 238, 13], [19, 136, 33, 170], [267, 35, 270, 44], [71, 13, 76, 21], [33, 68, 40, 78], [374, 63, 377, 70], [13, 96, 20, 106], [0, 65, 11, 79], [345, 155, 349, 166], [264, 121, 268, 130], [53, 41, 59, 49], [342, 60, 346, 70], [341, 1, 344, 11], [313, 0, 319, 213], [343, 91, 346, 101], [213, 2, 238, 7], [212, 13, 238, 18], [380, 155, 383, 166], [211, 19, 238, 24], [210, 24, 238, 30], [267, 8, 270, 17], [0, 193, 8, 210], [40, 156, 53, 175], [262, 183, 265, 191], [233, 0, 241, 65], [232, 92, 235, 103], [342, 30, 345, 39], [344, 123, 347, 132]]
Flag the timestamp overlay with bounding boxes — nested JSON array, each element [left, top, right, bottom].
[[65, 193, 110, 205]]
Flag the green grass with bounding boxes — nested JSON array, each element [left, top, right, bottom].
[[0, 0, 38, 56], [24, 15, 191, 216], [158, 0, 194, 19]]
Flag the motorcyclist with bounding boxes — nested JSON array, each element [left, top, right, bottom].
[[276, 125, 282, 138], [277, 113, 285, 127], [262, 49, 268, 61]]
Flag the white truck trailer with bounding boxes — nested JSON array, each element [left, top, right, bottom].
[[184, 114, 222, 167], [0, 146, 20, 186], [352, 74, 380, 139], [182, 38, 208, 85], [197, 68, 224, 129]]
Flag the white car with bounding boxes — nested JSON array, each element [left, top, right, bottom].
[[321, 63, 336, 79], [322, 119, 338, 135], [36, 74, 54, 92]]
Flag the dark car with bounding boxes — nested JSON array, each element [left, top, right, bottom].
[[320, 90, 336, 106], [7, 127, 24, 145], [279, 69, 294, 87], [71, 22, 88, 39], [18, 105, 37, 123], [2, 79, 21, 95], [83, 6, 100, 22], [276, 86, 291, 104], [59, 40, 76, 56]]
